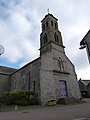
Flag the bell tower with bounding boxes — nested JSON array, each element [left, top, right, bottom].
[[40, 13, 64, 55], [39, 13, 80, 105]]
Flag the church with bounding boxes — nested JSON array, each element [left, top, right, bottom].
[[0, 13, 80, 105]]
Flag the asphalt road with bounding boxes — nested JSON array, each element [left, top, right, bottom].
[[0, 103, 90, 120]]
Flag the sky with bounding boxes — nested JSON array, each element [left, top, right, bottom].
[[0, 0, 90, 80]]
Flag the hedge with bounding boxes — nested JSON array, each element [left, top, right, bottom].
[[3, 90, 38, 106]]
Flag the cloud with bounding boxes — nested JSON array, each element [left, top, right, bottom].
[[0, 0, 40, 66], [0, 0, 90, 79]]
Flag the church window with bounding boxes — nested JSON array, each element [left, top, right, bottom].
[[42, 24, 45, 30], [46, 21, 48, 27], [58, 57, 64, 72], [22, 75, 26, 85], [27, 72, 31, 91], [14, 81, 16, 89], [33, 81, 35, 91], [51, 21, 53, 26], [45, 34, 48, 43], [54, 32, 59, 43], [43, 33, 48, 44], [55, 22, 57, 29]]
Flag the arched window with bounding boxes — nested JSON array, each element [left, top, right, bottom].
[[43, 33, 48, 44], [54, 32, 59, 43], [45, 34, 48, 43], [14, 80, 16, 89], [33, 81, 35, 91], [51, 21, 53, 26], [55, 22, 57, 29], [42, 24, 45, 30], [46, 21, 48, 28], [58, 57, 64, 72], [22, 75, 26, 86]]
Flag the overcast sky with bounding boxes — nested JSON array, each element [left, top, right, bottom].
[[0, 0, 90, 79]]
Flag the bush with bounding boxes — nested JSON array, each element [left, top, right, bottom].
[[14, 100, 29, 106], [29, 98, 38, 105], [3, 90, 38, 106]]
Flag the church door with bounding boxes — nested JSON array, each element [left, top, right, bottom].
[[59, 81, 67, 98]]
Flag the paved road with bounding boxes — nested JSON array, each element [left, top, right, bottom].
[[0, 103, 90, 120]]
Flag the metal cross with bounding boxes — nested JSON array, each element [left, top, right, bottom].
[[47, 9, 50, 14]]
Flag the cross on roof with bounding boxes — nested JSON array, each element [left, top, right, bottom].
[[47, 9, 50, 14]]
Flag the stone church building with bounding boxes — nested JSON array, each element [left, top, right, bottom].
[[0, 13, 80, 105]]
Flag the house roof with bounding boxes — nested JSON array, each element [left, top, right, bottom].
[[82, 80, 90, 86], [0, 66, 17, 75], [78, 79, 88, 91], [79, 79, 90, 86]]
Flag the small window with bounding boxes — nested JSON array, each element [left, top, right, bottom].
[[51, 21, 53, 26], [58, 57, 64, 72], [45, 34, 48, 43], [33, 81, 35, 91], [46, 21, 48, 27], [55, 22, 57, 29], [14, 81, 16, 89], [43, 33, 48, 44], [54, 32, 59, 43], [42, 24, 45, 30], [22, 75, 26, 85]]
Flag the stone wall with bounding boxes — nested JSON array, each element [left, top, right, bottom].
[[0, 66, 16, 98], [10, 57, 41, 103], [52, 43, 80, 99], [40, 51, 56, 105], [40, 43, 80, 105], [0, 73, 10, 98]]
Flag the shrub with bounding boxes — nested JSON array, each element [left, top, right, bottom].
[[3, 90, 38, 106], [14, 100, 29, 106], [29, 98, 38, 105]]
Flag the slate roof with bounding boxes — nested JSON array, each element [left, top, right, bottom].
[[0, 66, 17, 75], [82, 80, 90, 86], [78, 79, 90, 92]]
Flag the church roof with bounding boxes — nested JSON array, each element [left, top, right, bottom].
[[41, 13, 58, 22], [11, 57, 41, 75]]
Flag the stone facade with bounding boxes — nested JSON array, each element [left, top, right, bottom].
[[40, 42, 80, 104], [0, 13, 80, 105], [10, 58, 41, 103], [0, 66, 16, 98]]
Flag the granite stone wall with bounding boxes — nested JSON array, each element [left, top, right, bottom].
[[40, 43, 80, 105], [0, 73, 10, 98], [10, 58, 41, 103]]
